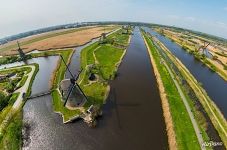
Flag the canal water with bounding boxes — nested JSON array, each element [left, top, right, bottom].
[[22, 27, 168, 150], [143, 27, 227, 118]]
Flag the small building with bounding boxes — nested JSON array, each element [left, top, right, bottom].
[[0, 75, 6, 81], [87, 105, 94, 114]]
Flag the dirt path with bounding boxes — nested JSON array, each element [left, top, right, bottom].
[[93, 46, 101, 64]]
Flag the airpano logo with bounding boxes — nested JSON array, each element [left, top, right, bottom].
[[202, 141, 223, 147]]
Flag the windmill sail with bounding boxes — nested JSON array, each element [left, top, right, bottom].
[[59, 55, 87, 108]]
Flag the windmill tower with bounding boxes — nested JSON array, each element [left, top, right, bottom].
[[99, 33, 107, 44], [17, 41, 26, 60], [122, 25, 129, 34], [99, 26, 107, 44], [59, 55, 88, 109], [197, 40, 210, 56]]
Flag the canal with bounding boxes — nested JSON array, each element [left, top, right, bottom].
[[22, 27, 168, 150], [143, 27, 227, 118]]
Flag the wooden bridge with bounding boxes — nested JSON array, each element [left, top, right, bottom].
[[28, 90, 53, 99]]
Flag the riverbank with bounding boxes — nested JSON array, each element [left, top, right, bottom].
[[142, 32, 177, 149], [142, 31, 203, 149], [150, 32, 227, 147]]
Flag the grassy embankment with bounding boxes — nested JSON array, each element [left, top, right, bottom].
[[78, 29, 131, 109], [0, 64, 39, 149], [158, 29, 227, 81], [151, 32, 227, 147], [143, 32, 201, 149]]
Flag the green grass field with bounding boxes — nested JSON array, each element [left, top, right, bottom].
[[107, 29, 130, 46], [95, 45, 124, 80], [52, 90, 81, 122], [80, 43, 99, 69], [143, 33, 200, 150], [0, 111, 22, 150]]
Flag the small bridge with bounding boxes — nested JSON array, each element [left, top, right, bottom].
[[28, 90, 53, 99]]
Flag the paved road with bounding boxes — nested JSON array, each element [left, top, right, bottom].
[[13, 65, 35, 109]]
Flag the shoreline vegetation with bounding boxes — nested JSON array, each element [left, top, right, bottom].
[[142, 30, 227, 148], [142, 33, 177, 149]]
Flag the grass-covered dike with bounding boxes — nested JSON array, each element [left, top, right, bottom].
[[142, 31, 201, 150]]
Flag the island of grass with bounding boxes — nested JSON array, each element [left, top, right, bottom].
[[49, 28, 132, 123]]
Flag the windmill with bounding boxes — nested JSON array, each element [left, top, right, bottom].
[[17, 41, 26, 60], [197, 40, 210, 56], [59, 55, 88, 108], [99, 33, 107, 44], [122, 25, 129, 34], [99, 26, 107, 44]]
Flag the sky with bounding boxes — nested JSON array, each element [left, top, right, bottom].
[[0, 0, 227, 39]]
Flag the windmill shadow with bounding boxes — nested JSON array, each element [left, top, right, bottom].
[[111, 88, 141, 130]]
